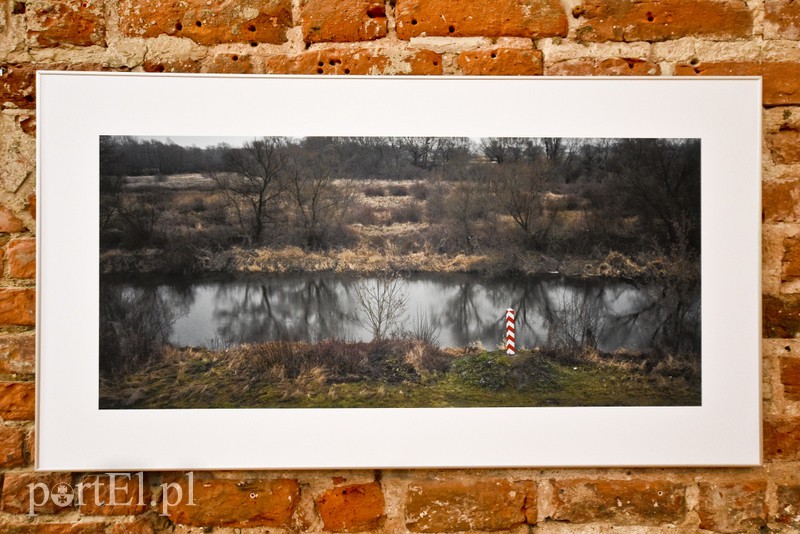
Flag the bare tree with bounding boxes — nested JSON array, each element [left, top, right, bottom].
[[488, 160, 557, 245], [283, 148, 356, 250], [207, 137, 287, 242], [354, 275, 408, 341]]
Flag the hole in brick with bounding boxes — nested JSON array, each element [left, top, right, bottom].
[[490, 52, 497, 59], [411, 18, 417, 25], [250, 42, 257, 47], [12, 2, 25, 15], [317, 68, 323, 74], [432, 60, 438, 66], [448, 25, 455, 33], [777, 448, 783, 454], [689, 57, 699, 66], [81, 2, 87, 7], [344, 68, 350, 74], [248, 24, 256, 32], [646, 12, 654, 22], [195, 20, 202, 27], [175, 21, 183, 31], [155, 64, 165, 72], [24, 94, 33, 102], [366, 5, 385, 18], [232, 55, 239, 61], [626, 60, 634, 69], [786, 345, 791, 351], [318, 61, 324, 67]]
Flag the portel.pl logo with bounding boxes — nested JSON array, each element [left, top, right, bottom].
[[27, 472, 195, 516]]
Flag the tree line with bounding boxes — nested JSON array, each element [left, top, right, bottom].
[[100, 135, 700, 260]]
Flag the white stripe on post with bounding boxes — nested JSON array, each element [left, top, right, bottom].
[[505, 308, 515, 355]]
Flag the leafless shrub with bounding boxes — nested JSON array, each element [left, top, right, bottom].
[[355, 275, 408, 341]]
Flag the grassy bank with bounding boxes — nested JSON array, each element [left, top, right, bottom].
[[99, 340, 701, 409]]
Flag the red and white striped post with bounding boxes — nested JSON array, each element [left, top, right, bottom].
[[505, 308, 516, 355]]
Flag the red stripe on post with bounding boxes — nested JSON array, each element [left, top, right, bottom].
[[505, 308, 516, 355]]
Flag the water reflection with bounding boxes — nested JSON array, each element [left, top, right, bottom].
[[101, 273, 699, 353]]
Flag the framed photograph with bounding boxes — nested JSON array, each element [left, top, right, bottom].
[[37, 73, 761, 470]]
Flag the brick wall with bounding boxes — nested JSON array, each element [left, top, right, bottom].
[[0, 0, 799, 531]]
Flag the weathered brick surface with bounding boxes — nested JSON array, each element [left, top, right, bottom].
[[7, 238, 35, 279], [0, 425, 25, 467], [395, 0, 567, 39], [316, 482, 385, 532], [5, 525, 107, 534], [769, 126, 800, 164], [0, 382, 35, 420], [764, 177, 800, 222], [201, 53, 257, 74], [78, 474, 149, 516], [0, 288, 35, 326], [301, 0, 387, 44], [780, 356, 800, 401], [775, 484, 800, 526], [0, 207, 26, 233], [457, 49, 543, 75], [764, 416, 800, 460], [675, 62, 800, 106], [26, 0, 106, 47], [0, 334, 35, 375], [109, 519, 154, 534], [574, 0, 753, 42], [263, 48, 442, 75], [765, 0, 800, 40], [0, 63, 123, 110], [698, 480, 768, 533], [405, 479, 535, 532], [166, 477, 299, 527], [118, 0, 292, 45], [142, 59, 202, 74], [2, 472, 73, 515], [550, 479, 686, 525], [547, 57, 660, 75], [764, 295, 800, 338]]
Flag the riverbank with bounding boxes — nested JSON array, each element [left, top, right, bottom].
[[100, 245, 681, 281], [99, 340, 701, 410]]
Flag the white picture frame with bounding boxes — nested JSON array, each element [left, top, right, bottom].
[[36, 73, 762, 470]]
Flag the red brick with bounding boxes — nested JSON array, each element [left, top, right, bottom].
[[0, 206, 26, 232], [0, 288, 35, 326], [775, 484, 800, 526], [26, 0, 106, 47], [770, 126, 800, 164], [457, 48, 543, 75], [301, 0, 387, 44], [142, 59, 202, 74], [780, 356, 800, 401], [118, 0, 291, 45], [784, 235, 800, 280], [395, 0, 567, 39], [764, 295, 800, 338], [698, 480, 768, 533], [316, 482, 385, 532], [0, 425, 25, 467], [675, 62, 800, 106], [550, 479, 685, 525], [166, 477, 298, 527], [0, 334, 35, 375], [2, 472, 73, 514], [764, 417, 800, 460], [764, 177, 800, 222], [574, 0, 753, 42], [78, 474, 149, 516], [0, 382, 35, 420], [8, 238, 36, 279], [548, 57, 661, 75], [0, 64, 37, 109], [264, 48, 442, 75], [201, 53, 256, 74], [405, 479, 535, 532], [765, 0, 800, 40]]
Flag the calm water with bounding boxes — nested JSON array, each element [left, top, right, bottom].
[[102, 273, 700, 353]]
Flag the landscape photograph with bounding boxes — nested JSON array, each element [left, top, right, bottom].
[[98, 135, 701, 409]]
